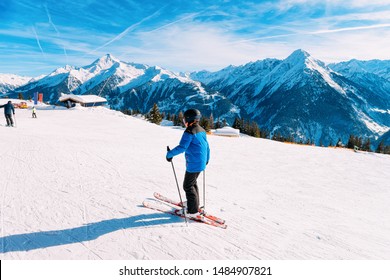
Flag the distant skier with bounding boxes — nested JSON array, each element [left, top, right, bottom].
[[32, 106, 37, 118], [0, 101, 15, 127], [166, 108, 210, 220]]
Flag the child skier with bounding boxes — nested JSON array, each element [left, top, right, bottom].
[[32, 106, 37, 118], [166, 109, 210, 220]]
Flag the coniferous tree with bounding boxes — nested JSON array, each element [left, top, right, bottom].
[[376, 140, 385, 154], [272, 131, 283, 142], [18, 93, 24, 100], [209, 114, 214, 130], [362, 138, 372, 152], [250, 121, 261, 138], [285, 133, 294, 143], [347, 135, 355, 149], [177, 111, 184, 127], [232, 117, 243, 131], [122, 109, 131, 115], [260, 128, 270, 139], [199, 116, 211, 132], [171, 114, 177, 124], [243, 119, 251, 135], [215, 117, 222, 129], [222, 119, 227, 127], [147, 103, 162, 125], [357, 137, 363, 149]]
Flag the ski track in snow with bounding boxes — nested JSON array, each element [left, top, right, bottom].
[[0, 106, 389, 260]]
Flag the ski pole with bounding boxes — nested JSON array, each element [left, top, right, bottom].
[[203, 170, 206, 212], [167, 146, 188, 225]]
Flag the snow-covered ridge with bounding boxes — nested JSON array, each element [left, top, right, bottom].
[[0, 73, 32, 85], [4, 50, 390, 147], [0, 74, 33, 93], [330, 59, 390, 80], [21, 53, 208, 97], [189, 49, 390, 146]]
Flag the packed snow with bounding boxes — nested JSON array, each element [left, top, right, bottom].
[[0, 103, 389, 260]]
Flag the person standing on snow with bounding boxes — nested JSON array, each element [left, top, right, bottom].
[[32, 106, 37, 118], [166, 108, 210, 220], [0, 101, 15, 127]]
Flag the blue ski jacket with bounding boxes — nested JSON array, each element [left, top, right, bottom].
[[0, 102, 15, 115], [167, 123, 210, 173]]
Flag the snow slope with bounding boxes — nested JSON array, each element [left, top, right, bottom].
[[0, 105, 389, 260]]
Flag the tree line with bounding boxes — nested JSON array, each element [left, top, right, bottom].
[[346, 134, 390, 154], [122, 103, 390, 155]]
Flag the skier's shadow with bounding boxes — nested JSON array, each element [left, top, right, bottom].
[[0, 212, 182, 254]]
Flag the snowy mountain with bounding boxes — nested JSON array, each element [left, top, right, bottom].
[[192, 50, 390, 146], [1, 106, 389, 260], [11, 54, 238, 120], [0, 74, 33, 94], [4, 50, 390, 146], [328, 60, 390, 129], [329, 59, 390, 81], [377, 129, 390, 146]]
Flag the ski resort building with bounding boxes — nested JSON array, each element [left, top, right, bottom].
[[59, 94, 107, 108], [213, 127, 240, 137]]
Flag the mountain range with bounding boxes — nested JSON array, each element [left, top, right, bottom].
[[1, 50, 389, 146]]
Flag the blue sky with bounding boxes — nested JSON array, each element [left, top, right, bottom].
[[1, 0, 389, 76]]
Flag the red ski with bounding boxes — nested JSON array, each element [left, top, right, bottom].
[[153, 192, 226, 225], [143, 199, 227, 229]]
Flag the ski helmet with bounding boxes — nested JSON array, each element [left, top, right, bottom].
[[183, 108, 201, 123]]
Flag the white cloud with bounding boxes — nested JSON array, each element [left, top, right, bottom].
[[334, 0, 390, 7], [307, 28, 390, 62], [114, 15, 390, 72], [116, 24, 256, 71], [279, 0, 390, 7]]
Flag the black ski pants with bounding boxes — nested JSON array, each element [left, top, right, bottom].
[[183, 171, 200, 214], [5, 114, 14, 126]]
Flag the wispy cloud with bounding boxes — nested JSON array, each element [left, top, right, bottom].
[[44, 4, 59, 35], [309, 23, 390, 34], [44, 4, 70, 64], [88, 5, 167, 55], [339, 0, 390, 7], [230, 23, 390, 44], [146, 11, 203, 33], [32, 26, 45, 58]]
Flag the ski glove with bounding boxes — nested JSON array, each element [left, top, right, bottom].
[[166, 146, 172, 162]]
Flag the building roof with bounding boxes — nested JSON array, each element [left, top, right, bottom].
[[213, 127, 240, 137], [59, 93, 107, 104]]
